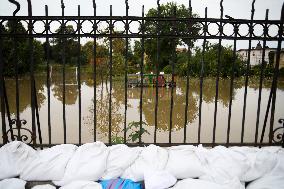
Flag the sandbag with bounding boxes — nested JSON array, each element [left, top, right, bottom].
[[170, 178, 228, 189], [21, 144, 77, 181], [121, 144, 168, 182], [144, 170, 176, 189], [53, 142, 109, 186], [165, 145, 205, 179], [59, 181, 102, 189], [31, 184, 56, 189], [0, 178, 26, 189], [196, 146, 249, 181], [0, 141, 36, 180], [230, 147, 277, 182], [101, 144, 141, 180], [100, 178, 141, 189]]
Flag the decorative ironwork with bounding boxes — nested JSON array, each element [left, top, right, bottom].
[[272, 119, 284, 146], [0, 0, 283, 147], [6, 119, 33, 144]]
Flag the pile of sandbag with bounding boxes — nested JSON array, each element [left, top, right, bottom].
[[0, 141, 283, 189]]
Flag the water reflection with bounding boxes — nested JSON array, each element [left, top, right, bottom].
[[1, 68, 283, 144]]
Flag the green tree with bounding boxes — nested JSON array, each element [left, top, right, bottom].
[[143, 2, 200, 71], [1, 21, 44, 76]]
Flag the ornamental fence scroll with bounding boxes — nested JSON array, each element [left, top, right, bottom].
[[0, 0, 283, 148]]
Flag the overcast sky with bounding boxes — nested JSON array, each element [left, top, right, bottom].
[[0, 0, 283, 49]]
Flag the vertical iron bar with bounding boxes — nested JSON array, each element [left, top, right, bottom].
[[255, 9, 268, 146], [184, 0, 192, 144], [12, 19, 20, 141], [198, 7, 207, 144], [169, 6, 177, 144], [268, 4, 283, 144], [241, 0, 255, 144], [77, 5, 82, 145], [154, 0, 160, 144], [124, 0, 129, 144], [27, 0, 36, 145], [212, 0, 223, 145], [3, 82, 13, 140], [61, 0, 67, 144], [227, 23, 238, 146], [93, 0, 97, 142], [34, 81, 42, 148], [0, 24, 7, 143], [139, 5, 145, 145], [109, 5, 113, 145], [45, 5, 51, 145]]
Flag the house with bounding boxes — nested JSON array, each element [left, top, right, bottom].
[[237, 42, 276, 66]]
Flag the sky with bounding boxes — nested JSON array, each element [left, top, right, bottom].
[[0, 0, 283, 49]]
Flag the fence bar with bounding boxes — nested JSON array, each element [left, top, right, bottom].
[[108, 5, 113, 145], [3, 83, 14, 140], [139, 5, 145, 145], [124, 0, 129, 144], [227, 22, 238, 145], [255, 9, 269, 145], [212, 0, 223, 145], [241, 0, 255, 144], [12, 19, 21, 141], [0, 25, 7, 143], [154, 0, 160, 144], [61, 0, 67, 144], [93, 0, 97, 142], [27, 0, 37, 145], [268, 4, 284, 144], [34, 81, 42, 148], [169, 6, 177, 144], [77, 5, 82, 145], [183, 0, 192, 143], [45, 5, 51, 145], [198, 7, 207, 144]]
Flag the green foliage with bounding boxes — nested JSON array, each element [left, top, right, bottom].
[[111, 121, 150, 144], [1, 21, 44, 76], [143, 2, 200, 71], [175, 43, 246, 77]]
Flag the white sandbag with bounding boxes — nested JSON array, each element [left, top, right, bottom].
[[21, 144, 77, 181], [230, 147, 277, 182], [0, 141, 36, 180], [246, 150, 284, 189], [121, 144, 168, 182], [101, 144, 141, 180], [0, 178, 26, 189], [53, 142, 109, 186], [165, 145, 205, 179], [170, 178, 228, 189], [196, 145, 249, 182], [144, 170, 177, 189], [59, 181, 102, 189], [246, 175, 284, 189], [32, 184, 56, 189]]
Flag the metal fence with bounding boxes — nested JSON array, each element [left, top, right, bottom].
[[0, 0, 283, 148]]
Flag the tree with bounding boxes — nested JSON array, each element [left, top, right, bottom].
[[50, 25, 85, 65], [173, 43, 246, 77], [143, 2, 200, 71], [1, 21, 44, 76]]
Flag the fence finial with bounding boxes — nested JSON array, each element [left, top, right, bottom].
[[61, 0, 65, 9], [220, 0, 224, 18], [26, 0, 32, 16], [251, 0, 256, 19], [281, 2, 284, 21], [92, 0, 96, 9], [8, 0, 20, 16], [125, 0, 129, 10]]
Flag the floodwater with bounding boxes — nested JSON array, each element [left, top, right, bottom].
[[1, 68, 284, 144]]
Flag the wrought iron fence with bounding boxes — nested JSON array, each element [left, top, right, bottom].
[[0, 0, 283, 148]]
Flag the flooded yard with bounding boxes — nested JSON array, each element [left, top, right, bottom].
[[1, 68, 284, 144]]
